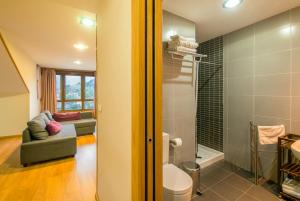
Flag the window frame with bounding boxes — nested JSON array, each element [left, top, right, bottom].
[[56, 70, 96, 112]]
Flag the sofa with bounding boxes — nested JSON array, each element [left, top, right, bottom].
[[21, 111, 96, 166], [60, 112, 96, 136]]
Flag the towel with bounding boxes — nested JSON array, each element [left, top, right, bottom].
[[167, 46, 197, 53], [170, 35, 195, 42], [168, 40, 199, 49], [258, 125, 285, 145], [282, 178, 300, 192], [282, 178, 300, 199]]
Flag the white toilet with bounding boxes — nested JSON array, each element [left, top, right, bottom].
[[163, 132, 193, 201]]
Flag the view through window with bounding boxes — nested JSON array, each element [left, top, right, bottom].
[[56, 71, 95, 111]]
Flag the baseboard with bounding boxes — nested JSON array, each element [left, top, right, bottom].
[[0, 134, 21, 139], [95, 193, 100, 201]]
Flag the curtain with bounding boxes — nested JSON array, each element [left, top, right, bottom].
[[40, 68, 57, 113]]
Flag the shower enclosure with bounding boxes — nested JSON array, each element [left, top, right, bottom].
[[196, 36, 224, 169]]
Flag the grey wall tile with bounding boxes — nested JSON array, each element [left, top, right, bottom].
[[228, 77, 253, 96], [291, 120, 300, 134], [292, 6, 300, 48], [255, 74, 290, 96], [255, 11, 290, 56], [226, 26, 254, 61], [292, 47, 300, 72], [227, 57, 254, 78], [255, 96, 290, 119], [292, 97, 300, 121], [255, 50, 291, 75], [292, 73, 300, 96]]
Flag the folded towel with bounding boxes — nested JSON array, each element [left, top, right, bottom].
[[170, 35, 195, 42], [168, 46, 197, 53], [168, 40, 199, 49], [282, 178, 300, 192], [283, 187, 300, 199], [258, 125, 285, 145]]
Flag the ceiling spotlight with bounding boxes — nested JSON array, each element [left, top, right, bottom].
[[223, 0, 243, 8], [73, 60, 82, 65], [80, 17, 96, 27], [73, 43, 88, 50]]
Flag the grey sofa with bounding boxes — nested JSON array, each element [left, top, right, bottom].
[[61, 112, 96, 136], [21, 111, 96, 166]]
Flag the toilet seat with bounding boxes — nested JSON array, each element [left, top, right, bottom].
[[163, 164, 193, 195]]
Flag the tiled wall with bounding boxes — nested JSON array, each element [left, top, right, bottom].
[[224, 7, 300, 177], [163, 11, 196, 164], [197, 36, 224, 152]]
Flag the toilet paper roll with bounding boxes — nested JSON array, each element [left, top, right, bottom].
[[170, 138, 182, 148]]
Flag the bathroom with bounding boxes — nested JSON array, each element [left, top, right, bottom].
[[162, 0, 300, 200]]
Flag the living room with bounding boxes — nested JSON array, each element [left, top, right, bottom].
[[0, 0, 97, 200]]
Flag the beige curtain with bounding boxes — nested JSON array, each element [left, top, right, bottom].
[[40, 68, 57, 113]]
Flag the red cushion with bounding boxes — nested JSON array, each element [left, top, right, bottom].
[[46, 121, 62, 135], [53, 112, 81, 122]]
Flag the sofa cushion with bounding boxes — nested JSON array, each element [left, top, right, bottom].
[[61, 118, 96, 128], [43, 110, 54, 121], [40, 113, 50, 125], [46, 121, 62, 135], [80, 111, 93, 119], [27, 116, 48, 140], [53, 112, 81, 122], [48, 124, 77, 140]]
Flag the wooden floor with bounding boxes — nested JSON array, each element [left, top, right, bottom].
[[0, 135, 96, 201]]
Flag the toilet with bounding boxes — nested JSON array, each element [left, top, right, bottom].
[[163, 132, 193, 201]]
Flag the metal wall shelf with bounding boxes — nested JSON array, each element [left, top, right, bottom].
[[278, 134, 300, 201]]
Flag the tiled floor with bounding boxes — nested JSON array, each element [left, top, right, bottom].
[[192, 161, 281, 201]]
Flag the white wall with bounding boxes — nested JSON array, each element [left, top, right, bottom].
[[163, 11, 196, 164], [96, 0, 132, 200], [1, 30, 40, 119], [0, 94, 29, 136]]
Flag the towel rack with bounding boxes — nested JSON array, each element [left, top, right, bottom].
[[168, 50, 207, 64], [250, 121, 262, 185], [250, 121, 279, 185]]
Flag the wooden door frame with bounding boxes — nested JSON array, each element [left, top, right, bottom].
[[132, 0, 162, 200]]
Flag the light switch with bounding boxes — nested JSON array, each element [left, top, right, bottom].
[[98, 104, 102, 112]]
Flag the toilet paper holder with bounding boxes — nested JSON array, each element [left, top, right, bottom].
[[170, 138, 182, 148]]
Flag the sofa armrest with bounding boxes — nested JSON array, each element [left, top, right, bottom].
[[20, 137, 77, 165], [80, 111, 93, 119]]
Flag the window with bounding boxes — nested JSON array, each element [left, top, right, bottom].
[[56, 71, 95, 111]]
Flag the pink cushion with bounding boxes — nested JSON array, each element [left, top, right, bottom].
[[53, 112, 81, 122], [46, 121, 62, 135]]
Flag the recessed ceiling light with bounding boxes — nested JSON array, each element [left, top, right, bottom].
[[80, 17, 96, 27], [73, 43, 88, 50], [223, 0, 243, 8], [73, 60, 82, 65]]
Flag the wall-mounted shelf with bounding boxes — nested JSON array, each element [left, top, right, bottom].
[[167, 50, 207, 64]]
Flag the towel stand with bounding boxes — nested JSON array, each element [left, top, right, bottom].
[[250, 121, 279, 185], [250, 121, 263, 185]]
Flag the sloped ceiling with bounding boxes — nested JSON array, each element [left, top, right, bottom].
[[0, 36, 28, 98], [163, 0, 300, 42], [0, 0, 96, 70]]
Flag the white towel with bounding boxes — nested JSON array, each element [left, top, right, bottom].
[[168, 40, 199, 49], [282, 179, 300, 199], [258, 125, 285, 145], [282, 178, 300, 192], [168, 46, 197, 53], [170, 35, 195, 42]]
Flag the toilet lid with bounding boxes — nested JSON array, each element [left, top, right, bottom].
[[163, 164, 193, 195]]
